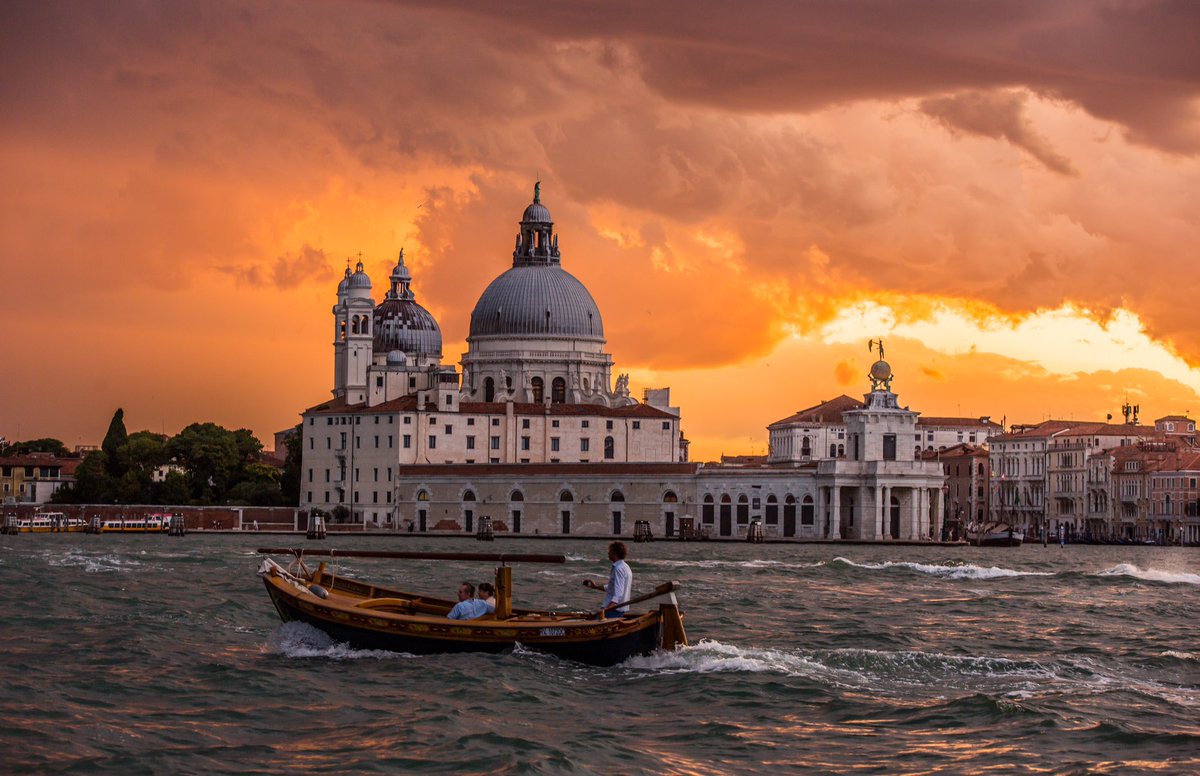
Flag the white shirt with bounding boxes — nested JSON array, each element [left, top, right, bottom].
[[602, 559, 632, 612]]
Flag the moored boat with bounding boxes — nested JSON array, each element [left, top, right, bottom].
[[100, 514, 171, 533], [13, 512, 87, 533], [257, 548, 688, 667], [966, 522, 1024, 547]]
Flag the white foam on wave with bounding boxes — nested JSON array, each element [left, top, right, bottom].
[[1162, 650, 1199, 661], [643, 558, 826, 570], [265, 621, 414, 660], [1095, 563, 1200, 586], [830, 556, 1050, 580], [46, 550, 141, 574], [624, 639, 825, 676], [625, 640, 1053, 693]]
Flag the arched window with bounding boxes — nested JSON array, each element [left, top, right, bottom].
[[531, 377, 544, 403], [416, 490, 429, 501], [736, 494, 749, 524], [551, 377, 566, 404], [484, 377, 495, 402], [837, 444, 845, 457], [339, 320, 347, 341], [765, 494, 778, 525], [604, 436, 615, 459], [663, 491, 678, 503], [801, 437, 811, 457], [509, 490, 524, 502], [559, 491, 574, 502], [830, 443, 837, 457], [610, 490, 625, 502], [702, 493, 715, 524], [463, 490, 476, 502]]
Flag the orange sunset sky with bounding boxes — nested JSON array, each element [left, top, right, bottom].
[[2, 1, 1199, 461]]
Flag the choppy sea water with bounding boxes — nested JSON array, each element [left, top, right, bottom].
[[1, 536, 1197, 775]]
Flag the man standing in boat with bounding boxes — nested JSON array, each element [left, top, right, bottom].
[[583, 541, 631, 619]]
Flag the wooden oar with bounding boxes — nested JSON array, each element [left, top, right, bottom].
[[598, 580, 682, 615], [256, 547, 565, 564]]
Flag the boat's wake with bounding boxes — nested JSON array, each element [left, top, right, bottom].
[[830, 557, 1051, 580], [264, 621, 415, 660], [1095, 563, 1200, 586]]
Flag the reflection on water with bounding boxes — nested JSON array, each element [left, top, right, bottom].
[[0, 536, 1197, 773]]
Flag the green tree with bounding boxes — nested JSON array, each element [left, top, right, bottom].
[[55, 450, 115, 504], [6, 438, 70, 456], [169, 422, 264, 504], [101, 408, 129, 481], [157, 470, 192, 505], [279, 424, 302, 506]]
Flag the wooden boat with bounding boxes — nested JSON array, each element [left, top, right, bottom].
[[257, 548, 688, 667], [967, 522, 1025, 547]]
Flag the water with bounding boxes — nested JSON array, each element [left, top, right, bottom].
[[1, 536, 1197, 774]]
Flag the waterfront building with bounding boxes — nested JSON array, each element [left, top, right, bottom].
[[297, 185, 946, 539], [0, 453, 80, 506], [922, 443, 989, 540], [769, 399, 1001, 463]]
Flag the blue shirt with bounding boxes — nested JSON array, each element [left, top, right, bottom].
[[602, 559, 632, 613], [448, 599, 494, 620]]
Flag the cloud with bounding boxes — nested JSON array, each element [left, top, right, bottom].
[[218, 244, 333, 289], [920, 90, 1076, 175], [834, 359, 858, 386]]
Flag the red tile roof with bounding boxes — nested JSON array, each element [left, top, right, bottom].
[[769, 395, 863, 427]]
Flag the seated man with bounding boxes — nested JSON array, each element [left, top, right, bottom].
[[447, 581, 494, 620]]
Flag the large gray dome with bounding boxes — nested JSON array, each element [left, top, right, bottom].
[[468, 265, 604, 339]]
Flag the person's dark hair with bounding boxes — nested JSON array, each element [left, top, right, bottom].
[[478, 582, 495, 596], [608, 540, 627, 560], [459, 581, 476, 596]]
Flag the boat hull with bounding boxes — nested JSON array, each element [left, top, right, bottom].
[[263, 574, 665, 667]]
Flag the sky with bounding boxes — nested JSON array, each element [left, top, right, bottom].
[[2, 0, 1199, 460]]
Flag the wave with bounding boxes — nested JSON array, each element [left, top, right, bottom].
[[45, 550, 142, 574], [830, 556, 1051, 580], [1094, 563, 1200, 586], [642, 558, 827, 570], [264, 621, 414, 660]]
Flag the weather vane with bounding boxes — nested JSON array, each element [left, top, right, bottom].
[[868, 338, 885, 360]]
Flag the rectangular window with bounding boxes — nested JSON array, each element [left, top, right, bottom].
[[466, 436, 476, 450], [325, 469, 330, 482], [428, 435, 437, 449], [581, 438, 590, 452], [307, 491, 312, 502], [374, 435, 379, 448], [445, 425, 453, 435], [632, 421, 641, 430], [307, 468, 313, 482], [309, 438, 314, 450], [522, 418, 531, 429], [663, 421, 670, 430], [552, 420, 560, 428], [883, 434, 897, 461], [492, 418, 500, 426], [521, 436, 531, 450], [376, 376, 383, 388], [551, 437, 560, 452], [582, 420, 589, 428], [388, 435, 393, 448], [403, 434, 412, 449], [404, 416, 412, 424], [491, 436, 500, 449], [326, 438, 331, 449], [606, 420, 614, 430], [467, 418, 475, 426], [372, 492, 378, 504], [373, 467, 379, 482]]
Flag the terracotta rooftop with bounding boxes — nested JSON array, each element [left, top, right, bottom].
[[769, 395, 863, 427]]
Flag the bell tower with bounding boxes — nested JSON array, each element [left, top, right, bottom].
[[331, 260, 375, 403]]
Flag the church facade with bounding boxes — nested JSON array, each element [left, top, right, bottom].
[[298, 186, 946, 540]]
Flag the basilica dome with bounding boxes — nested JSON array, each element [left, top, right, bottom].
[[467, 184, 605, 342], [372, 251, 442, 358]]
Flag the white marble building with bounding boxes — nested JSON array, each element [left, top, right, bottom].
[[298, 186, 946, 540]]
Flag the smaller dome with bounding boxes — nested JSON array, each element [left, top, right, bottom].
[[870, 360, 892, 381], [386, 350, 407, 366], [337, 267, 351, 294], [347, 261, 372, 289], [522, 201, 552, 224]]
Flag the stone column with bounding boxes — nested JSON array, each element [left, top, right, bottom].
[[830, 486, 842, 539], [909, 488, 920, 540], [874, 485, 884, 540]]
